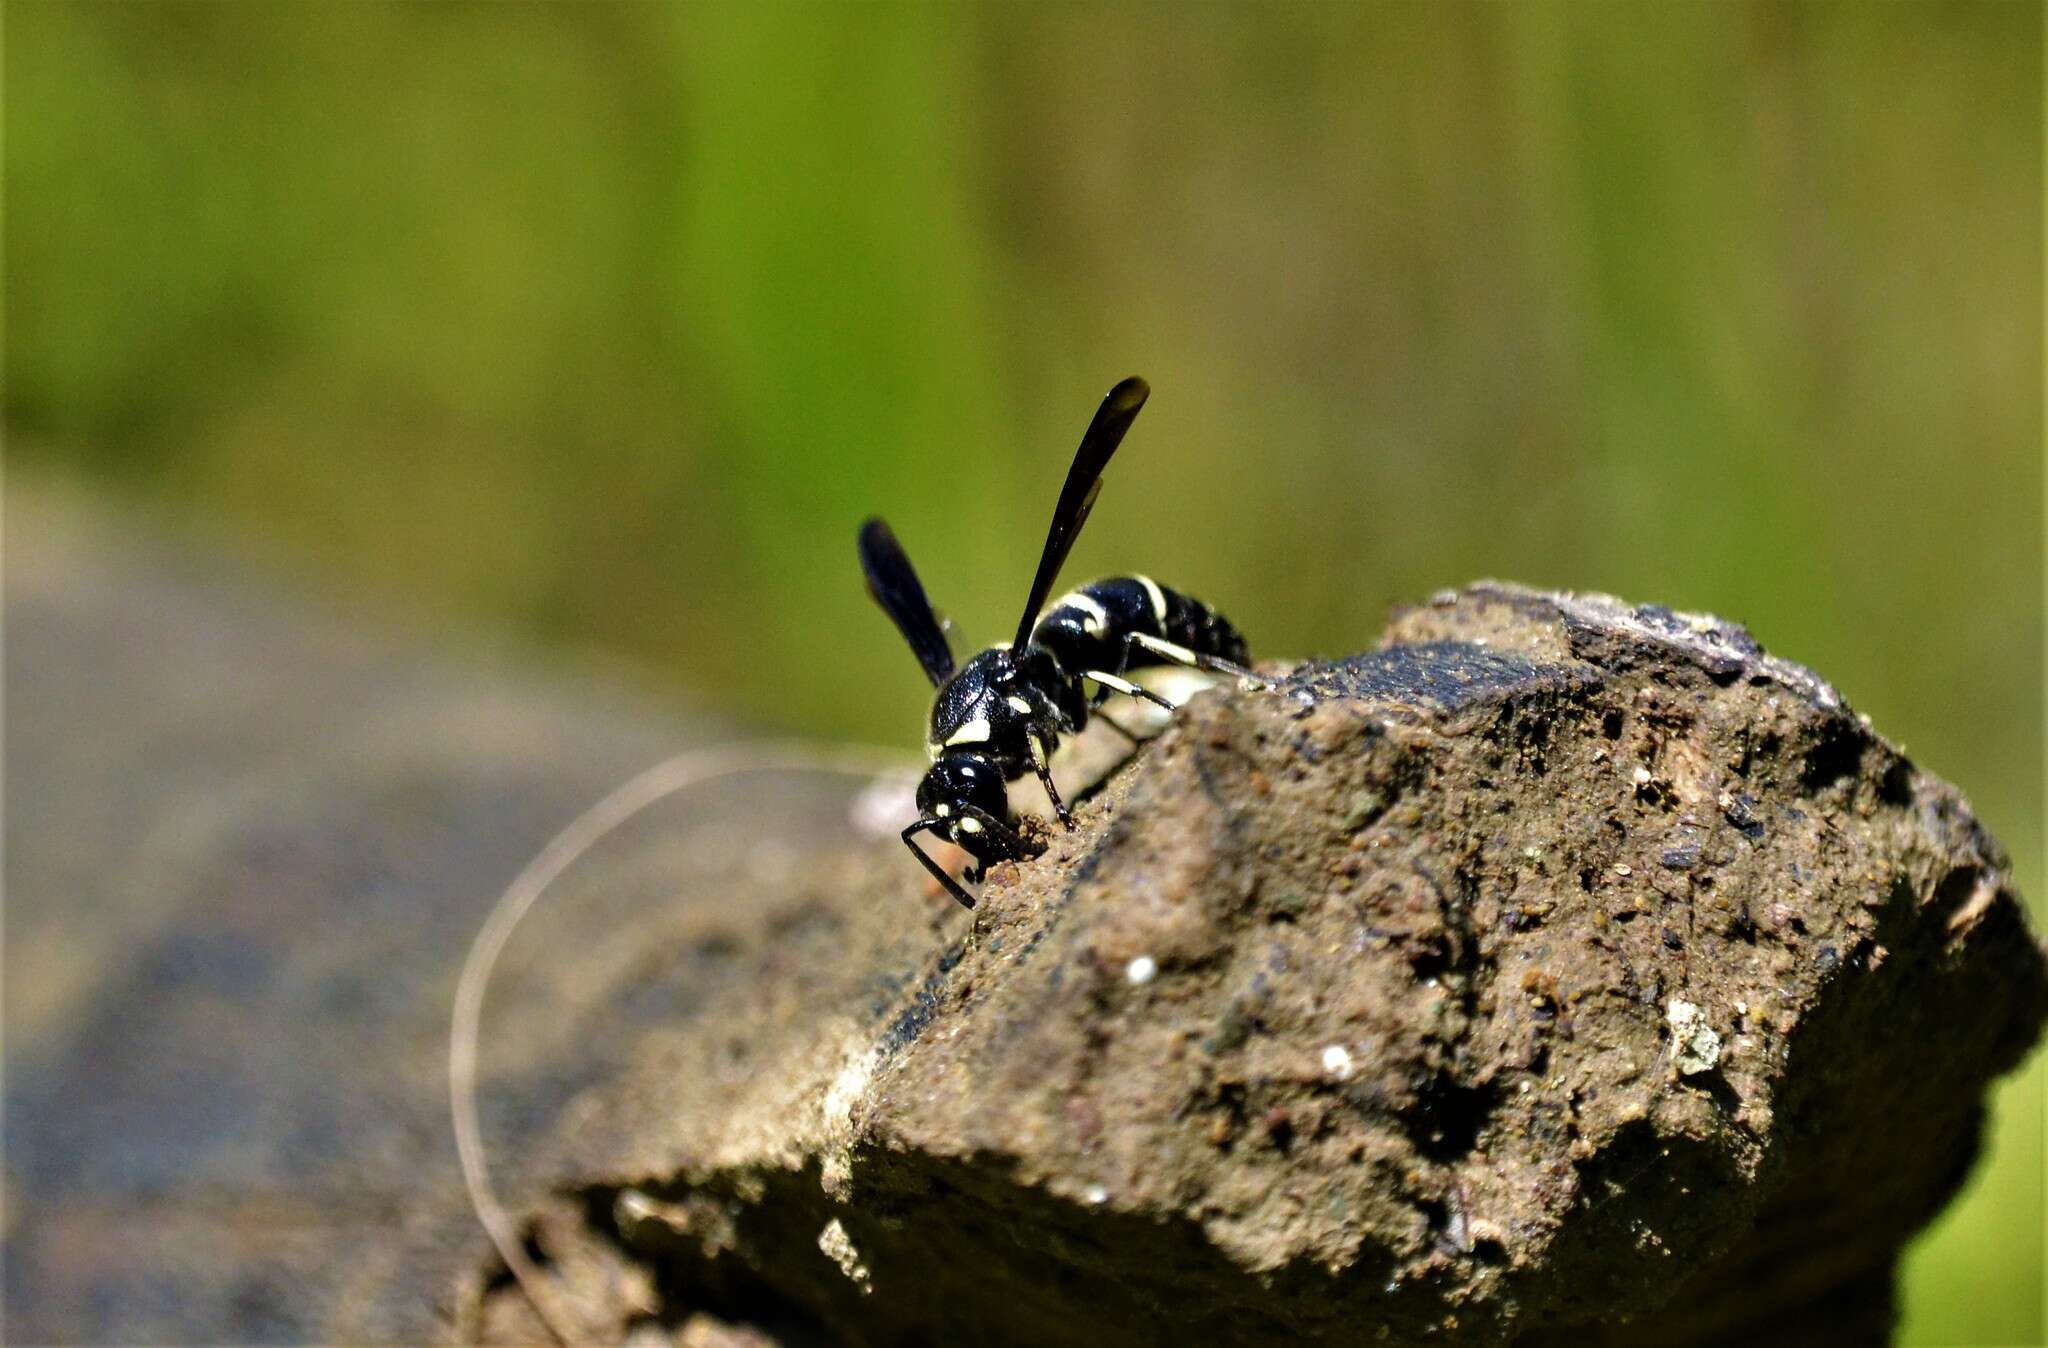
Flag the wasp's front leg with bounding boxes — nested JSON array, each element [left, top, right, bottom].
[[1028, 728, 1073, 829]]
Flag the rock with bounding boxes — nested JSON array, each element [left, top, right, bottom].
[[462, 584, 2047, 1346], [13, 501, 2035, 1347], [4, 493, 746, 1345]]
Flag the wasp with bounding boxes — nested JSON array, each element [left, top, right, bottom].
[[859, 376, 1264, 909]]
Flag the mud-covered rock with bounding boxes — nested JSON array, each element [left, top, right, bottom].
[[468, 584, 2047, 1347]]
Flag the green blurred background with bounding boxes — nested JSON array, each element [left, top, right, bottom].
[[7, 2, 2041, 1340]]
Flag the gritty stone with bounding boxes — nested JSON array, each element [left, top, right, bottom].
[[1660, 843, 1702, 870], [459, 582, 2047, 1348], [1665, 1000, 1724, 1075], [1125, 955, 1158, 986]]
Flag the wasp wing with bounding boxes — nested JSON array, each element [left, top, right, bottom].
[[1013, 375, 1149, 649], [859, 517, 956, 686]]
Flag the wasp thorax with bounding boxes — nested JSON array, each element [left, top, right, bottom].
[[927, 647, 1080, 764], [927, 649, 1018, 753]]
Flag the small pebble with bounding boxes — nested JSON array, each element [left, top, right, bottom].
[[1125, 956, 1157, 986], [1322, 1044, 1356, 1081], [1666, 1000, 1724, 1075]]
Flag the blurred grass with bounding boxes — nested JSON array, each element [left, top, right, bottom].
[[6, 2, 2041, 1340]]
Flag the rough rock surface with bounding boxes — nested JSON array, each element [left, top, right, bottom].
[[463, 584, 2048, 1346]]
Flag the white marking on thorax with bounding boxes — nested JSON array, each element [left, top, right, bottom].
[[958, 816, 984, 834], [1005, 695, 1033, 714], [944, 717, 992, 747]]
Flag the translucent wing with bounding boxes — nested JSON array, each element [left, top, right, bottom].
[[1013, 376, 1149, 649], [859, 518, 956, 686]]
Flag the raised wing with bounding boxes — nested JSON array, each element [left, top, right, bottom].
[[859, 518, 956, 686], [1013, 375, 1150, 649]]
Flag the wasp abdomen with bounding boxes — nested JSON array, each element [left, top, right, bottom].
[[1032, 575, 1250, 677]]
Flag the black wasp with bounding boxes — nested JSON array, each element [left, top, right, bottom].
[[859, 376, 1263, 909]]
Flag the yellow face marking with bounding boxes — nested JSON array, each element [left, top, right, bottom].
[[1135, 575, 1168, 625], [934, 803, 951, 817], [1006, 696, 1033, 715], [958, 816, 984, 835], [944, 717, 992, 747]]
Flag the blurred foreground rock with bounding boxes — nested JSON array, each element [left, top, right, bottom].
[[466, 586, 2046, 1347], [5, 492, 745, 1343]]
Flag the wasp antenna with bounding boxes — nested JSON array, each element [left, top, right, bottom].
[[901, 818, 976, 909]]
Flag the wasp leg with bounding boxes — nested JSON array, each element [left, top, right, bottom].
[[1089, 637, 1157, 706], [902, 819, 976, 910], [955, 802, 1042, 860], [1124, 631, 1276, 687], [1029, 732, 1073, 829], [1083, 668, 1178, 712]]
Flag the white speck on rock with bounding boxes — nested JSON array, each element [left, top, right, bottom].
[[614, 1188, 693, 1236], [819, 1046, 879, 1195], [1632, 766, 1652, 785], [1125, 955, 1157, 986], [1322, 1044, 1356, 1081], [1085, 1183, 1110, 1206], [818, 1218, 872, 1292], [1666, 1000, 1723, 1075]]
